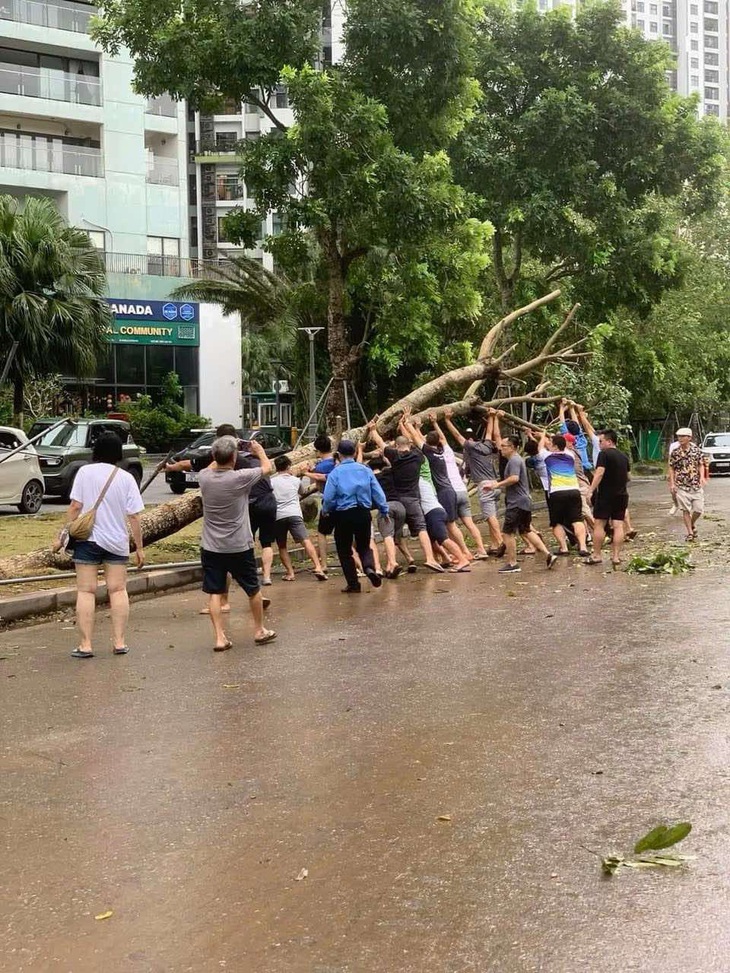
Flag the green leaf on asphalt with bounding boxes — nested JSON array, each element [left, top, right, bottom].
[[634, 822, 691, 854]]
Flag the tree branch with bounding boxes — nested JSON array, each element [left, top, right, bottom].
[[541, 302, 581, 357], [244, 91, 287, 132]]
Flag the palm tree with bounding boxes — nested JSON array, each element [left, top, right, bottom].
[[0, 195, 111, 424], [173, 253, 311, 391]]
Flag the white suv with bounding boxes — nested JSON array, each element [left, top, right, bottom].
[[0, 427, 45, 514], [702, 432, 730, 476]]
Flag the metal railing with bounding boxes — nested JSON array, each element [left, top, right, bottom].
[[0, 137, 102, 177], [146, 156, 179, 186], [145, 94, 178, 117], [216, 182, 244, 201], [0, 0, 92, 33], [0, 62, 101, 105], [194, 138, 239, 156], [102, 251, 234, 279]]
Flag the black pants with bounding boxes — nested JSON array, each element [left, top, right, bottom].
[[334, 507, 374, 589]]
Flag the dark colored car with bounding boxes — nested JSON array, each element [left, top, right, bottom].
[[164, 428, 289, 494], [34, 419, 144, 499]]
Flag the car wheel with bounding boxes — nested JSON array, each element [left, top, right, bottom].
[[18, 479, 44, 515], [169, 482, 186, 495]]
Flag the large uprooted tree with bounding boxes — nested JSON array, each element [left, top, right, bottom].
[[0, 290, 592, 579]]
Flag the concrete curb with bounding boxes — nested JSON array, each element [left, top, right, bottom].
[[0, 565, 203, 625]]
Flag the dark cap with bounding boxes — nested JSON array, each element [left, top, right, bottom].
[[338, 439, 356, 456]]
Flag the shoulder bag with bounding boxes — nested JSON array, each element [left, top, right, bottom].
[[67, 466, 121, 541]]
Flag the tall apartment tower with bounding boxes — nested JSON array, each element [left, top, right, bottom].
[[0, 0, 189, 264], [188, 1, 345, 267]]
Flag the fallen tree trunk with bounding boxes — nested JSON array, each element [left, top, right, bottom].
[[0, 291, 591, 578]]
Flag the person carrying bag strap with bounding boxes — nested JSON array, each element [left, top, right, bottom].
[[66, 466, 120, 541]]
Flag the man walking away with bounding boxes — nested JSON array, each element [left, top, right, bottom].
[[486, 436, 557, 574], [587, 429, 631, 567], [668, 427, 709, 541], [443, 408, 505, 556], [199, 436, 276, 649], [322, 439, 389, 593]]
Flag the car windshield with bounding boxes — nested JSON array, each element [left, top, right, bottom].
[[704, 434, 730, 448], [35, 424, 87, 448], [189, 432, 215, 449]]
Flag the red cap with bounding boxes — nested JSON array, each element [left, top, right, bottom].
[[564, 432, 577, 445]]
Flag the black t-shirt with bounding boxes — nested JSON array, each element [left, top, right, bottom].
[[596, 448, 630, 497], [372, 465, 399, 503], [422, 444, 453, 493], [384, 447, 424, 499]]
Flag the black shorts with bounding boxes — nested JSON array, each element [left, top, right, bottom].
[[436, 486, 458, 523], [249, 498, 277, 548], [548, 490, 582, 528], [425, 507, 449, 544], [593, 493, 629, 523], [201, 548, 259, 597], [400, 495, 426, 535], [503, 507, 532, 535], [317, 511, 335, 536]]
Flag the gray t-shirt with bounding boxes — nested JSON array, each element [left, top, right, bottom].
[[504, 454, 532, 511], [199, 466, 263, 553], [463, 439, 498, 484], [271, 474, 305, 520]]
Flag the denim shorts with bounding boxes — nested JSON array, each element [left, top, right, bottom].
[[72, 540, 128, 565]]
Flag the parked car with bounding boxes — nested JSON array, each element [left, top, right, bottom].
[[0, 426, 45, 514], [34, 419, 144, 498], [702, 432, 730, 476], [165, 428, 289, 494]]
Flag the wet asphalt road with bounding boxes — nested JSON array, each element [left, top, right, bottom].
[[1, 480, 729, 972]]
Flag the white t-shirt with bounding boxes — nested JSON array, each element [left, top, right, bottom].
[[70, 463, 144, 556], [418, 477, 443, 516], [442, 443, 467, 495], [271, 474, 305, 520]]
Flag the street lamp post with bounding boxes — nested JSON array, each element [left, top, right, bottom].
[[271, 359, 283, 440], [298, 327, 324, 441]]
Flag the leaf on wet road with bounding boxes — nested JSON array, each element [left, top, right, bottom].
[[437, 814, 452, 822], [295, 868, 308, 881], [95, 910, 113, 920], [634, 822, 692, 854], [223, 684, 241, 689]]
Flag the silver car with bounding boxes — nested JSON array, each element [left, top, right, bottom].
[[702, 432, 730, 476], [0, 426, 45, 514]]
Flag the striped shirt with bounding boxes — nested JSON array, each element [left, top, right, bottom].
[[538, 448, 580, 494]]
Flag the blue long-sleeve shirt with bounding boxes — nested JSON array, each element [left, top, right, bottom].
[[560, 420, 593, 471], [322, 459, 389, 516]]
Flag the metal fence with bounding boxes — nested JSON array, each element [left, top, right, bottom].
[[0, 0, 92, 33], [101, 252, 234, 279]]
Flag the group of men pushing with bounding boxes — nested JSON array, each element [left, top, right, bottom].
[[168, 400, 632, 648]]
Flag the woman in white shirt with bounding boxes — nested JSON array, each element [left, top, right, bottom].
[[61, 432, 145, 659]]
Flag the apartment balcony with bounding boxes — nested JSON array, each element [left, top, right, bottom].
[[192, 138, 239, 163], [145, 95, 178, 117], [0, 0, 92, 33], [102, 251, 232, 279], [0, 137, 102, 177], [146, 156, 179, 186], [0, 62, 101, 105]]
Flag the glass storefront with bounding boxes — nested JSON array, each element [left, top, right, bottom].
[[63, 299, 200, 414]]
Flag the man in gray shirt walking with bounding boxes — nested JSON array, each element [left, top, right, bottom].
[[485, 436, 557, 575], [198, 435, 276, 649]]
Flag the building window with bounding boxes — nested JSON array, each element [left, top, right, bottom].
[[649, 2, 657, 11], [271, 211, 286, 236], [147, 236, 180, 275], [650, 21, 658, 31], [690, 21, 698, 30], [190, 216, 198, 250], [704, 0, 718, 10], [274, 84, 289, 109], [188, 173, 197, 205], [637, 1, 644, 9], [637, 18, 645, 27], [705, 51, 719, 64], [705, 103, 720, 115], [216, 171, 243, 201], [85, 230, 105, 252], [691, 57, 699, 68], [704, 18, 718, 30], [704, 86, 719, 100], [705, 34, 719, 46], [217, 216, 230, 243], [691, 75, 700, 87], [690, 3, 698, 11], [705, 69, 719, 83], [662, 22, 671, 33], [662, 3, 670, 13], [691, 40, 699, 49], [215, 131, 238, 151]]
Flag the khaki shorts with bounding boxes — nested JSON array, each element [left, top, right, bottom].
[[675, 488, 704, 515], [477, 484, 500, 519], [579, 482, 593, 520]]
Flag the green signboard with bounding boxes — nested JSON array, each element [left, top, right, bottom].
[[104, 299, 200, 347]]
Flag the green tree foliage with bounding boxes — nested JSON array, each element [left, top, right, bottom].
[[92, 0, 322, 123], [452, 1, 727, 314], [342, 0, 483, 154], [120, 373, 208, 451], [228, 66, 491, 420], [0, 195, 110, 424]]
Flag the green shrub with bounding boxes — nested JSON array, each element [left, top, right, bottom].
[[117, 374, 209, 451]]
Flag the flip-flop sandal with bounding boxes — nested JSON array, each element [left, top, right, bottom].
[[585, 558, 603, 566], [314, 571, 328, 581], [213, 641, 232, 652], [449, 565, 471, 573], [71, 649, 94, 659], [385, 566, 403, 580], [282, 576, 296, 582], [473, 553, 490, 561], [521, 551, 536, 556], [425, 563, 446, 574], [254, 630, 277, 645], [556, 551, 571, 557], [407, 564, 417, 574], [199, 606, 231, 615], [112, 646, 129, 655]]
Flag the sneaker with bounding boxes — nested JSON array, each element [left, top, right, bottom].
[[546, 554, 558, 570], [498, 563, 521, 574]]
